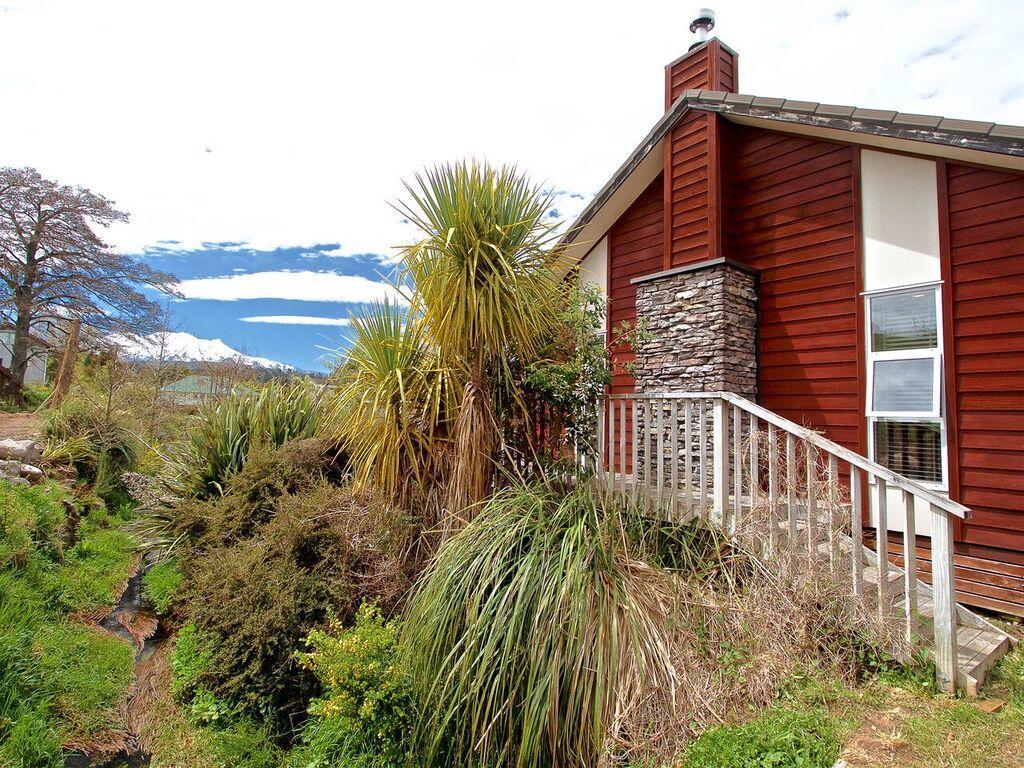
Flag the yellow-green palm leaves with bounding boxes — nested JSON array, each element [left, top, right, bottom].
[[327, 299, 454, 509], [398, 161, 566, 369], [396, 161, 569, 514]]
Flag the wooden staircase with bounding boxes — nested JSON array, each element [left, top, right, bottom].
[[597, 391, 1016, 694]]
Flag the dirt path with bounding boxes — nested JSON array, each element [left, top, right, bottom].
[[0, 411, 40, 439]]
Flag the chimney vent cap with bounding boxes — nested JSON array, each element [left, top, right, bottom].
[[689, 8, 716, 34]]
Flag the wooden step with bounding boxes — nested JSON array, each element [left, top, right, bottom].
[[955, 625, 1013, 696]]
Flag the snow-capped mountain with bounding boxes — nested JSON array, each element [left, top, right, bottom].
[[111, 331, 294, 371]]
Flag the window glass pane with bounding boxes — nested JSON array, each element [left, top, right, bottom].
[[872, 358, 935, 412], [873, 421, 942, 484], [870, 290, 938, 351]]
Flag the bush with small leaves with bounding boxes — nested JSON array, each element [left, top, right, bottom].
[[290, 604, 415, 768]]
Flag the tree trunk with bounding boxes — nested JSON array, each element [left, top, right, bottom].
[[49, 318, 81, 408], [444, 350, 496, 534], [3, 293, 32, 405]]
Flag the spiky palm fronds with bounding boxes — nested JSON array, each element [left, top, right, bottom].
[[396, 161, 567, 370], [395, 161, 571, 515], [325, 299, 455, 510], [401, 483, 676, 768], [174, 380, 322, 498]]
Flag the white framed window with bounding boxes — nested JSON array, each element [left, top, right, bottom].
[[865, 284, 946, 488]]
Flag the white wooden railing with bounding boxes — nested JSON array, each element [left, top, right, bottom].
[[596, 391, 971, 692]]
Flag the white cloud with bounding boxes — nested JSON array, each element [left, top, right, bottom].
[[0, 0, 1021, 256], [175, 271, 406, 303], [240, 315, 352, 326]]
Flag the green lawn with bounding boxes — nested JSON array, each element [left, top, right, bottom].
[[0, 481, 137, 764]]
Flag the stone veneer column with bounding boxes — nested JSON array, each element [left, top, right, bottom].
[[632, 258, 758, 398]]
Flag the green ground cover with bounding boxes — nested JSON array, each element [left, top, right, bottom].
[[0, 481, 136, 766]]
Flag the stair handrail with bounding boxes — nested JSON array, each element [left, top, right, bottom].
[[603, 389, 969, 692], [606, 391, 970, 520]]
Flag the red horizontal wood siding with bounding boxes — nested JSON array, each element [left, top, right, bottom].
[[605, 176, 665, 472], [664, 39, 737, 108], [666, 111, 716, 268], [608, 175, 664, 396], [722, 123, 861, 451], [945, 162, 1024, 562]]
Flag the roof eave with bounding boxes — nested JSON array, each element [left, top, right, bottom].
[[559, 91, 1024, 263]]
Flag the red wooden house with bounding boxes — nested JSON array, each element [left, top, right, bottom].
[[565, 22, 1024, 620]]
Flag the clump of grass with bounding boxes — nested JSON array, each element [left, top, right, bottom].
[[32, 526, 135, 612], [0, 572, 62, 767], [35, 621, 134, 747], [206, 719, 284, 768], [43, 395, 143, 503], [173, 380, 323, 499], [0, 482, 137, 761], [143, 559, 183, 615], [402, 482, 675, 768], [988, 642, 1024, 705], [679, 706, 843, 768]]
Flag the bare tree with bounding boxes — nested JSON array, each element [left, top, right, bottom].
[[0, 167, 177, 403]]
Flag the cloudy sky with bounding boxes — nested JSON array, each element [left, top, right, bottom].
[[2, 0, 1022, 370]]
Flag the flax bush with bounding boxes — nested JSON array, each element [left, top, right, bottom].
[[402, 482, 677, 768], [174, 380, 324, 498]]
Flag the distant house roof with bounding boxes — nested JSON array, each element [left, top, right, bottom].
[[160, 375, 254, 406], [161, 374, 219, 394], [0, 324, 52, 348], [561, 89, 1024, 259]]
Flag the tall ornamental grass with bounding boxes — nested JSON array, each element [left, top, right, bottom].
[[401, 483, 676, 768]]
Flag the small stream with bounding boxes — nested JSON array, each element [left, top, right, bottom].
[[63, 554, 167, 768]]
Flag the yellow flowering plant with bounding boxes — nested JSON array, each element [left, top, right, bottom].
[[292, 603, 414, 768]]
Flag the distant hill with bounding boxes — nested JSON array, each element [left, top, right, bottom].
[[110, 331, 294, 371]]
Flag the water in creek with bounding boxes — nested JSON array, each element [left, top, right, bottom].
[[63, 555, 165, 768]]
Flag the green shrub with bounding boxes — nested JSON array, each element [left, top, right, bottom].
[[143, 559, 183, 615], [23, 383, 52, 409], [183, 521, 350, 724], [174, 439, 335, 549], [177, 471, 411, 728], [291, 604, 414, 768], [402, 483, 676, 768], [171, 623, 217, 704], [208, 719, 284, 768], [0, 384, 51, 413], [679, 707, 842, 768]]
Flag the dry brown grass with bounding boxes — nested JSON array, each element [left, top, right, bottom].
[[601, 430, 904, 766]]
